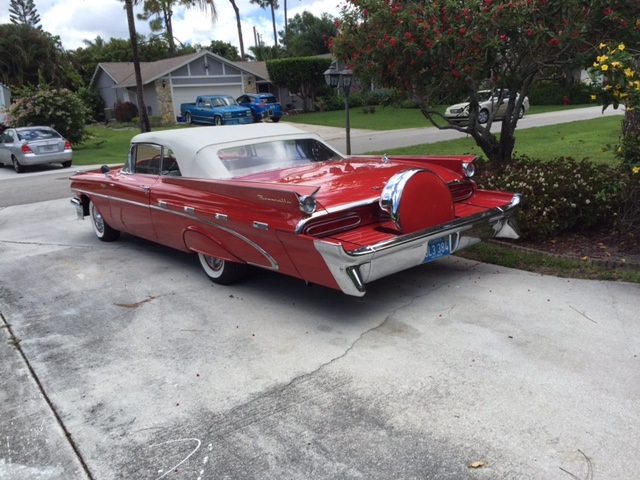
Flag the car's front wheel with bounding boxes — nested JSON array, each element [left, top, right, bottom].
[[89, 200, 120, 241], [214, 116, 223, 126], [198, 253, 247, 285], [478, 109, 489, 124], [12, 156, 25, 173], [518, 106, 525, 119]]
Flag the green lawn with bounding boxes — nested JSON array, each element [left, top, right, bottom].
[[376, 116, 622, 164]]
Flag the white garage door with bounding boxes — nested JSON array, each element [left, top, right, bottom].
[[172, 85, 244, 118]]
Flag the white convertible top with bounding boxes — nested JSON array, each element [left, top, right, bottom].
[[130, 123, 325, 178]]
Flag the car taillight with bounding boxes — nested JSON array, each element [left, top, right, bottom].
[[21, 144, 33, 154], [304, 214, 361, 237], [448, 181, 475, 202], [65, 141, 72, 149]]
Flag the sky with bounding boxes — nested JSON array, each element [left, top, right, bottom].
[[0, 0, 343, 53]]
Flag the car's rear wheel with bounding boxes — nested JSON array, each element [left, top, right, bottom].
[[185, 112, 192, 124], [478, 109, 489, 124], [61, 160, 72, 168], [12, 156, 25, 173], [272, 117, 281, 123], [198, 253, 247, 285], [89, 200, 120, 242], [214, 116, 223, 126], [518, 106, 525, 119]]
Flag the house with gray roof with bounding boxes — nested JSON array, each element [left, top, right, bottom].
[[91, 50, 297, 123]]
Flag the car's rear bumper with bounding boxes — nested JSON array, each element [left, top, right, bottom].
[[314, 194, 521, 296], [18, 151, 72, 166]]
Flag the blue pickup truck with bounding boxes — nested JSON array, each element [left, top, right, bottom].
[[180, 95, 253, 126]]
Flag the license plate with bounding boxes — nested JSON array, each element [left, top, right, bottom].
[[424, 236, 451, 263], [40, 145, 56, 152]]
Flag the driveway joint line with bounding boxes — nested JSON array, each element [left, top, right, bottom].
[[1, 310, 95, 480]]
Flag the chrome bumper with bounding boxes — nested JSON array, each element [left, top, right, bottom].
[[314, 194, 521, 297]]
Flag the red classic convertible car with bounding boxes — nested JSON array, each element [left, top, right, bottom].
[[70, 124, 521, 296]]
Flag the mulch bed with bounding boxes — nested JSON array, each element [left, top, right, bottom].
[[496, 227, 640, 269]]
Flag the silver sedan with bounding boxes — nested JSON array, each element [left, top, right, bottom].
[[0, 126, 73, 173]]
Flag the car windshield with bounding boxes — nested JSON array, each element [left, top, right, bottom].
[[260, 97, 277, 104], [216, 96, 238, 106], [17, 128, 61, 141], [217, 138, 343, 176]]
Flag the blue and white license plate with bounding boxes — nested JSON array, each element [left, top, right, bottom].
[[424, 236, 451, 263]]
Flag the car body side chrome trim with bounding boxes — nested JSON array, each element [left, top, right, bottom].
[[71, 189, 279, 270]]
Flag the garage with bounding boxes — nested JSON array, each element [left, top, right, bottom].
[[92, 50, 262, 123], [171, 85, 244, 119]]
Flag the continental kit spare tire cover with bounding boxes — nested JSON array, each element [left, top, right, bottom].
[[379, 169, 454, 234]]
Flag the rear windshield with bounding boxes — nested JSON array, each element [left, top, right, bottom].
[[218, 138, 343, 176], [17, 129, 61, 141]]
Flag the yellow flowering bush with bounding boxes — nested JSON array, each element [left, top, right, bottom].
[[589, 43, 640, 171]]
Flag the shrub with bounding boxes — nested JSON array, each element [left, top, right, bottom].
[[114, 101, 139, 123], [476, 156, 624, 240], [529, 81, 592, 105], [77, 86, 105, 123], [364, 88, 393, 105], [6, 85, 90, 145]]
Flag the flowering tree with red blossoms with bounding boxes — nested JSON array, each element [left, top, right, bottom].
[[330, 0, 639, 167]]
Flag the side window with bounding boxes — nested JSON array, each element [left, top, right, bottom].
[[161, 148, 181, 176], [127, 143, 162, 175], [122, 145, 136, 173]]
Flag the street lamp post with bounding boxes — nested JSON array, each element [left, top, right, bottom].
[[324, 63, 354, 155]]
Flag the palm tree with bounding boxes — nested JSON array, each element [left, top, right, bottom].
[[229, 0, 246, 60], [137, 0, 217, 55], [124, 0, 151, 132], [250, 0, 279, 47]]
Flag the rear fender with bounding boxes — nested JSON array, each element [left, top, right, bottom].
[[162, 177, 321, 216], [183, 229, 242, 263]]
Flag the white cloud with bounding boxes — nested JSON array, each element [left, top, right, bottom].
[[0, 0, 343, 52]]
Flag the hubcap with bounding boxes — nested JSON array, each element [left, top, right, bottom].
[[205, 256, 223, 272], [92, 208, 105, 234]]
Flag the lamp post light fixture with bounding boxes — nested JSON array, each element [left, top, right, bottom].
[[324, 63, 354, 155]]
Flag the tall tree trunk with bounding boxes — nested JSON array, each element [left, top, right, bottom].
[[229, 0, 245, 60], [163, 6, 176, 55], [283, 0, 287, 49], [270, 1, 277, 47], [125, 0, 150, 133]]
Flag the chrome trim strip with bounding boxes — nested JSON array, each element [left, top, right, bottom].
[[379, 169, 425, 230], [215, 213, 228, 221], [70, 188, 279, 271]]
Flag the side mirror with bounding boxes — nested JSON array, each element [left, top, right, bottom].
[[100, 165, 110, 177]]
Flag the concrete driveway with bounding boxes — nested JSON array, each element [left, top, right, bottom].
[[1, 191, 639, 479]]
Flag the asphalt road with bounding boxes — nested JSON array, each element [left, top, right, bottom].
[[1, 107, 638, 479]]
